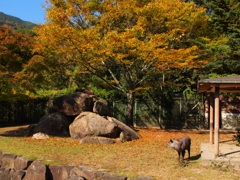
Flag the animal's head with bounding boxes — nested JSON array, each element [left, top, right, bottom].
[[167, 139, 178, 148]]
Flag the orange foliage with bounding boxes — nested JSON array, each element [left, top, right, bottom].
[[33, 0, 211, 125], [36, 0, 210, 81], [0, 26, 35, 100]]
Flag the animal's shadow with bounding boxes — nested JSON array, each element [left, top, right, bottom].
[[176, 154, 201, 167], [189, 154, 201, 161]]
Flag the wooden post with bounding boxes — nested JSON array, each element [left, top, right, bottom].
[[210, 94, 214, 144], [214, 87, 220, 157]]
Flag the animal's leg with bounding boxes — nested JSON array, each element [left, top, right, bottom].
[[188, 148, 190, 159], [182, 150, 185, 160]]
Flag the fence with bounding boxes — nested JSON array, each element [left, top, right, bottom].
[[0, 94, 205, 129], [0, 98, 54, 127], [110, 94, 206, 129]]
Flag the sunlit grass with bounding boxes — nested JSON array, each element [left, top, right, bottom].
[[0, 126, 239, 179]]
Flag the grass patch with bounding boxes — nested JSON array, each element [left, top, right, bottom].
[[0, 126, 239, 179]]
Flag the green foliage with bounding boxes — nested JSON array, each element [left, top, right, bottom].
[[199, 0, 240, 76], [36, 87, 77, 98], [0, 12, 36, 30]]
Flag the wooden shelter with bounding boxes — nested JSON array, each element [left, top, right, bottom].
[[198, 75, 240, 157]]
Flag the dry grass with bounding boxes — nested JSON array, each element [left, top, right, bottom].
[[0, 126, 239, 179]]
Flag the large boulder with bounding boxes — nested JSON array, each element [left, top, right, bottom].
[[93, 98, 111, 116], [53, 92, 94, 116], [69, 112, 119, 140], [107, 117, 142, 142], [33, 112, 71, 136]]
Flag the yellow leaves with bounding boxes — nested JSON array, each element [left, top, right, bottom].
[[33, 0, 211, 93], [34, 21, 76, 57], [156, 46, 200, 70], [46, 5, 67, 22]]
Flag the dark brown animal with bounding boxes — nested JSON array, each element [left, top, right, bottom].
[[167, 136, 191, 161]]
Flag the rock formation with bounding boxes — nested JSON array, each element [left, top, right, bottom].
[[30, 90, 141, 143]]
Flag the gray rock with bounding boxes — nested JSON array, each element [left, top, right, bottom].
[[93, 98, 111, 116], [12, 170, 26, 180], [0, 153, 17, 169], [95, 172, 128, 180], [70, 166, 96, 180], [32, 132, 49, 139], [49, 164, 74, 180], [34, 112, 70, 136], [53, 92, 94, 116], [25, 124, 36, 136], [107, 117, 142, 142], [14, 156, 32, 170], [0, 168, 11, 180], [69, 112, 119, 140], [24, 160, 47, 180]]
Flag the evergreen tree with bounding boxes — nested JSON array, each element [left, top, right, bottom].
[[198, 0, 240, 76]]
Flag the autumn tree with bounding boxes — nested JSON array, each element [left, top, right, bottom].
[[35, 0, 210, 126], [0, 25, 35, 101]]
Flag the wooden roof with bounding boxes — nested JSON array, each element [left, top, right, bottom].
[[198, 75, 240, 93]]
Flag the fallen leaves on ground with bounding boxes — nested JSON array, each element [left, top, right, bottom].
[[0, 126, 239, 179]]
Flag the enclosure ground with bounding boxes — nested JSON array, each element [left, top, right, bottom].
[[201, 141, 240, 169], [0, 125, 240, 180]]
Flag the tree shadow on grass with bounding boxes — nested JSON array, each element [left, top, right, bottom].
[[0, 125, 70, 138], [0, 126, 30, 137]]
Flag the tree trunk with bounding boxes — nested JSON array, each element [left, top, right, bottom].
[[125, 91, 135, 127]]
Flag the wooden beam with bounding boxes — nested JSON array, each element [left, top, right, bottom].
[[210, 94, 214, 144], [214, 87, 220, 157], [198, 82, 240, 93], [219, 84, 240, 88]]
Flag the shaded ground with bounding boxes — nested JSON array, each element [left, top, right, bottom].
[[0, 125, 31, 137]]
